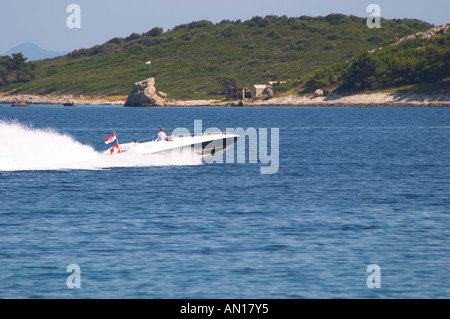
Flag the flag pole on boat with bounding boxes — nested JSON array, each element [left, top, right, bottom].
[[104, 132, 121, 154]]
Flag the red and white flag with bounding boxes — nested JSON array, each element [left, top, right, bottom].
[[104, 132, 117, 146], [104, 133, 121, 154], [110, 142, 121, 154]]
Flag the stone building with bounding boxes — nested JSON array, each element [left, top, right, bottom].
[[250, 84, 268, 98], [225, 88, 251, 100]]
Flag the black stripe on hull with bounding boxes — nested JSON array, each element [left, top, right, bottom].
[[196, 137, 238, 155]]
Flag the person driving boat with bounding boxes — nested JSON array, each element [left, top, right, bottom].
[[157, 127, 168, 141]]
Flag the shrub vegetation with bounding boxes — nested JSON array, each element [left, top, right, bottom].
[[0, 15, 434, 99]]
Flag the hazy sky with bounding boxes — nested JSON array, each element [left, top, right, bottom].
[[1, 0, 449, 53]]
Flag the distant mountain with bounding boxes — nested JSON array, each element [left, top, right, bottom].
[[2, 42, 68, 61]]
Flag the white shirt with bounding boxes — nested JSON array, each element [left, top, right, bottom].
[[157, 131, 167, 141]]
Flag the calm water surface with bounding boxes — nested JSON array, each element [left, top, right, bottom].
[[0, 105, 449, 298]]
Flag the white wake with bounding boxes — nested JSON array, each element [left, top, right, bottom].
[[0, 121, 202, 171]]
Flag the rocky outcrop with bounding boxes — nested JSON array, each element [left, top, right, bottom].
[[124, 78, 165, 106], [391, 24, 449, 46], [314, 89, 324, 97], [263, 86, 274, 99], [158, 91, 168, 99]]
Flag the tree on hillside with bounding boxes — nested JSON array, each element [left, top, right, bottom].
[[341, 53, 385, 90], [0, 53, 34, 85], [218, 76, 241, 90]]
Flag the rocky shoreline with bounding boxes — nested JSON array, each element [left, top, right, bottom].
[[1, 92, 449, 107], [242, 92, 450, 107], [0, 93, 125, 105]]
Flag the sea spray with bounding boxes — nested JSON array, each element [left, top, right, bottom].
[[0, 121, 202, 171], [0, 121, 102, 171]]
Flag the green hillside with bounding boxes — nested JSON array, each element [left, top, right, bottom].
[[0, 15, 433, 99], [300, 24, 450, 95]]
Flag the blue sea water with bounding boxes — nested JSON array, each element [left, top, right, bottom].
[[0, 104, 449, 299]]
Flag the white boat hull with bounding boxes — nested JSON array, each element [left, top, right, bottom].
[[105, 133, 239, 160]]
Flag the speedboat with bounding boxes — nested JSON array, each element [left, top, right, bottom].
[[104, 132, 239, 160]]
